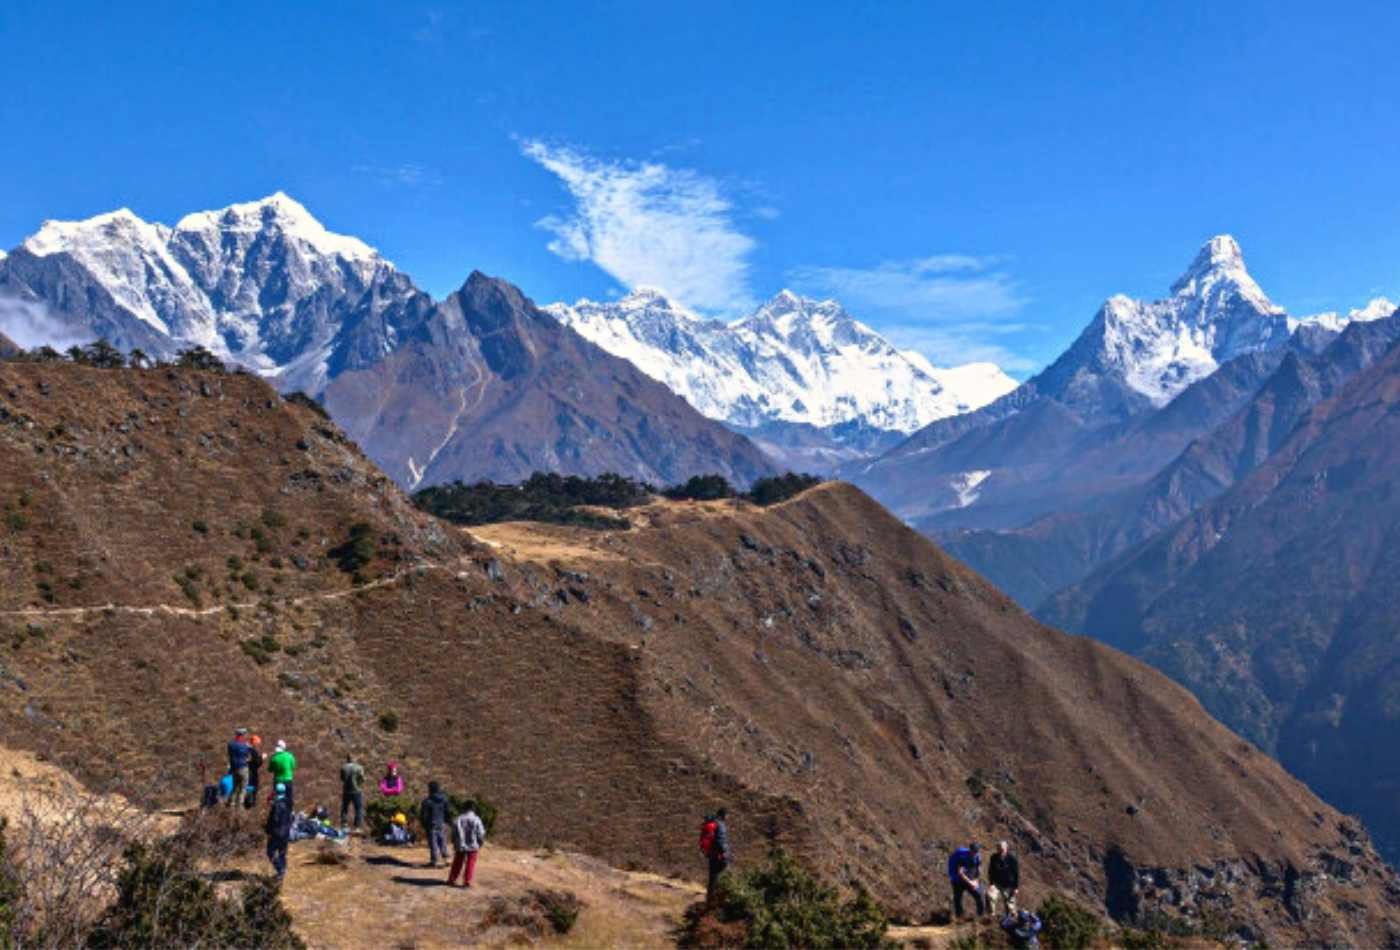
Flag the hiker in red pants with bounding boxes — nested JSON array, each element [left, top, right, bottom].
[[448, 800, 487, 887]]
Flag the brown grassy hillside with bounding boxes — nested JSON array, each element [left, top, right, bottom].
[[0, 361, 1395, 946]]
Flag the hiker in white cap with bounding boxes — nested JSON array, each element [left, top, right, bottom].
[[268, 739, 297, 807]]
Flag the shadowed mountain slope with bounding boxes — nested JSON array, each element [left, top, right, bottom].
[[321, 271, 775, 489], [1043, 338, 1400, 865], [0, 362, 1395, 945]]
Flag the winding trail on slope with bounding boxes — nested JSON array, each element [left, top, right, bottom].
[[0, 556, 477, 622]]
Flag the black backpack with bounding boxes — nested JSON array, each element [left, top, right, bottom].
[[201, 784, 219, 809]]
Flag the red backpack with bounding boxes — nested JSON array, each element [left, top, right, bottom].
[[698, 818, 718, 857]]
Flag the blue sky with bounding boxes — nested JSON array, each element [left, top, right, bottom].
[[2, 1, 1398, 374]]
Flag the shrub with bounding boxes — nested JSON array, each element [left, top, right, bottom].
[[332, 523, 376, 573], [663, 474, 735, 502], [678, 849, 891, 949], [745, 473, 822, 506], [412, 472, 649, 529], [965, 769, 987, 798], [191, 520, 208, 535], [1038, 893, 1102, 950], [378, 710, 399, 733], [86, 841, 301, 948]]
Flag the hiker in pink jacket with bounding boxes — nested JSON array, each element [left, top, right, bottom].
[[379, 760, 405, 797]]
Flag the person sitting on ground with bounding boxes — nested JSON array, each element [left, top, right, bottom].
[[379, 761, 405, 797], [339, 753, 365, 831], [988, 839, 1020, 916], [383, 811, 413, 846], [948, 842, 986, 919], [245, 735, 264, 809], [700, 808, 732, 902], [1001, 909, 1043, 949], [419, 781, 451, 868], [226, 728, 252, 808], [265, 783, 294, 882], [268, 739, 297, 807], [217, 770, 235, 805], [447, 800, 486, 887]]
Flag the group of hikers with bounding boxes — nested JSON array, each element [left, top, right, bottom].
[[222, 728, 1040, 943], [949, 840, 1043, 947], [217, 730, 486, 888]]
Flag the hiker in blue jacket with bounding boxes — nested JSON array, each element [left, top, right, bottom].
[[226, 728, 252, 808], [948, 842, 986, 919]]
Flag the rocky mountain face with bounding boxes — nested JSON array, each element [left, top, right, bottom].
[[0, 197, 776, 489], [0, 360, 1396, 944], [0, 194, 414, 393], [547, 288, 1015, 471], [1042, 337, 1400, 865], [322, 272, 776, 489], [945, 311, 1400, 607], [851, 237, 1392, 556]]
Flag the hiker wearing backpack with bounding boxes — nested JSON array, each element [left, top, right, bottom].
[[245, 735, 264, 809], [265, 783, 294, 881], [419, 781, 451, 868], [268, 740, 297, 807], [700, 808, 732, 901], [448, 800, 487, 887], [340, 754, 365, 831], [1001, 909, 1043, 949], [226, 728, 252, 808], [948, 842, 986, 919], [988, 840, 1020, 916]]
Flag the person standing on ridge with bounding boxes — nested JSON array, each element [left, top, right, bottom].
[[340, 753, 365, 831], [419, 780, 451, 868], [700, 808, 732, 902], [948, 842, 986, 919], [226, 728, 252, 809], [265, 782, 294, 881], [379, 760, 405, 798], [268, 740, 297, 808], [988, 840, 1020, 916], [448, 799, 487, 887], [245, 735, 264, 809]]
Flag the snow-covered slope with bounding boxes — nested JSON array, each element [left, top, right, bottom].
[[3, 193, 412, 391], [546, 288, 1016, 436]]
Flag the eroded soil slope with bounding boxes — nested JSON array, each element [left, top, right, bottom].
[[0, 362, 1394, 946]]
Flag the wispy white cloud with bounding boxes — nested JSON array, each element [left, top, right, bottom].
[[788, 255, 1024, 318], [353, 162, 444, 188], [0, 297, 93, 351], [790, 255, 1036, 371], [521, 140, 757, 314]]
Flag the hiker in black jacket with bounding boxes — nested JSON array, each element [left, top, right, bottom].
[[265, 783, 294, 880], [419, 781, 451, 868], [988, 840, 1020, 916]]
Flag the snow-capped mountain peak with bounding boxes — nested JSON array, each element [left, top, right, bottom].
[[548, 286, 1016, 437], [4, 194, 409, 388], [174, 192, 381, 264], [1083, 236, 1291, 406]]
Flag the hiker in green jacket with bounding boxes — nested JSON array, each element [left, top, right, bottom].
[[340, 754, 365, 830], [268, 739, 297, 807]]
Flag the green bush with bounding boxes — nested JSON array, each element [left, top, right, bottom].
[[332, 523, 377, 573], [412, 472, 649, 529], [377, 710, 399, 733], [663, 474, 736, 502], [87, 842, 301, 948], [1037, 893, 1102, 950], [745, 473, 822, 506], [679, 848, 891, 949]]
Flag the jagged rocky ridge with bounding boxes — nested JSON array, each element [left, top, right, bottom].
[[0, 196, 775, 488], [547, 287, 1015, 471]]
